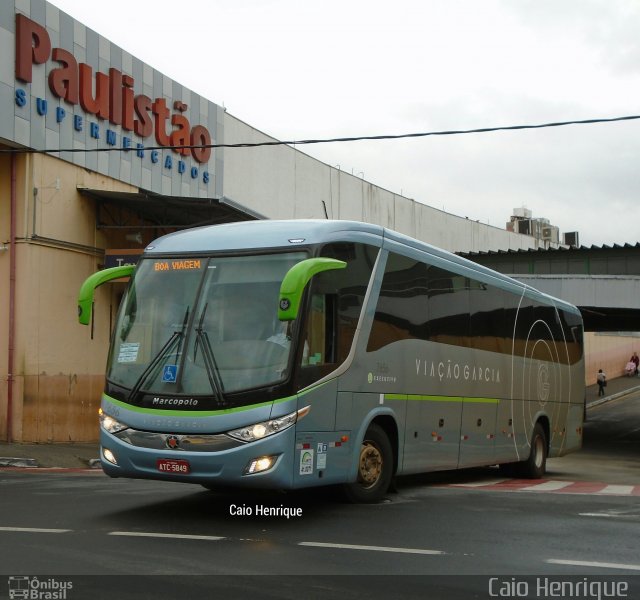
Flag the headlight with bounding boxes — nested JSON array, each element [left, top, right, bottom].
[[227, 406, 310, 443], [99, 408, 129, 434]]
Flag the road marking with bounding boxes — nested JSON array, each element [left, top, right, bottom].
[[599, 484, 635, 495], [547, 559, 640, 572], [108, 531, 225, 541], [442, 479, 640, 495], [520, 480, 573, 492], [579, 508, 640, 520], [0, 526, 71, 533], [299, 541, 444, 555]]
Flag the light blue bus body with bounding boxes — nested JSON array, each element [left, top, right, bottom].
[[84, 220, 585, 502]]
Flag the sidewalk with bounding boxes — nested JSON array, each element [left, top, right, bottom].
[[1, 376, 640, 469], [0, 441, 99, 469], [585, 373, 640, 408]]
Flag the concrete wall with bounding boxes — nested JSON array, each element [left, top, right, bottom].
[[585, 333, 640, 385], [514, 275, 640, 310], [1, 151, 143, 441], [0, 155, 10, 439], [222, 115, 543, 254]]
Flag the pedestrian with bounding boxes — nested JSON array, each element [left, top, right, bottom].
[[596, 369, 607, 397], [631, 352, 639, 376]]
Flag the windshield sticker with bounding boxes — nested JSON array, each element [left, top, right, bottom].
[[117, 342, 140, 363], [299, 450, 314, 475], [161, 365, 178, 383]]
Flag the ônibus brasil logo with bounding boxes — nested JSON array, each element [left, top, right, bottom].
[[8, 576, 73, 599]]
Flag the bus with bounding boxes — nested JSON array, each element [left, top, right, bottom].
[[78, 220, 585, 503]]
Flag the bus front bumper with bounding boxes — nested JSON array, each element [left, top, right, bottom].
[[99, 426, 296, 489]]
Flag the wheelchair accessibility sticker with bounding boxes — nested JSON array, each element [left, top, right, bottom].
[[162, 365, 178, 383]]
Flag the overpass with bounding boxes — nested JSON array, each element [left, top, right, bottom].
[[459, 244, 640, 331]]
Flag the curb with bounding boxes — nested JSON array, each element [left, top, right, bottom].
[[587, 384, 640, 409], [0, 456, 102, 469], [0, 457, 39, 468]]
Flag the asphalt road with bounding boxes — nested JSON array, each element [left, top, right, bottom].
[[1, 393, 639, 599], [545, 390, 640, 484]]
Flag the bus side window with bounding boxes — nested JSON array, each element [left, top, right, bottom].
[[294, 241, 377, 390], [366, 253, 429, 352]]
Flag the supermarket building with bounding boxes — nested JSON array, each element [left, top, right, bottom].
[[1, 1, 560, 442]]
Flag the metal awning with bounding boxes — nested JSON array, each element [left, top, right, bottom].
[[78, 188, 263, 231]]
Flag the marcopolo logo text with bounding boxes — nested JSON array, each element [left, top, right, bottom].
[[152, 397, 199, 407]]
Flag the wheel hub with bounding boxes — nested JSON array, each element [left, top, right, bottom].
[[533, 436, 544, 469], [358, 442, 382, 487]]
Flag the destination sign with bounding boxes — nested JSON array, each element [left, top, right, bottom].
[[154, 259, 203, 271]]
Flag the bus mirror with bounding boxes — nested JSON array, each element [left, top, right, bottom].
[[78, 265, 135, 325], [278, 258, 346, 321]]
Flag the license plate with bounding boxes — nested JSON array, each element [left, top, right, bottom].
[[157, 458, 190, 474]]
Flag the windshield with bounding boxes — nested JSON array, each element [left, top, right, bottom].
[[107, 252, 307, 400]]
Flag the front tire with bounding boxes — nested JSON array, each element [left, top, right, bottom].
[[342, 423, 393, 503]]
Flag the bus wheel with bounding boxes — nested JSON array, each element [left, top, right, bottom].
[[343, 423, 393, 503], [518, 422, 547, 479]]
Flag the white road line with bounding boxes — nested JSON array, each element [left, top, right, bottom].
[[108, 531, 225, 541], [579, 513, 618, 518], [299, 541, 444, 555], [521, 480, 573, 491], [599, 484, 634, 495], [0, 526, 71, 533], [547, 559, 640, 572]]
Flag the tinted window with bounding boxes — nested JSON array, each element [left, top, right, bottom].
[[427, 265, 470, 347], [560, 309, 584, 364], [367, 253, 429, 352], [469, 283, 507, 354], [366, 252, 583, 365]]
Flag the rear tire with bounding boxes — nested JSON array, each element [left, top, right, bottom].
[[342, 423, 393, 503], [517, 422, 547, 479]]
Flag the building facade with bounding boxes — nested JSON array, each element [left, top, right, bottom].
[[1, 0, 546, 442]]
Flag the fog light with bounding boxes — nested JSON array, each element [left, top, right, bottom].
[[102, 447, 118, 465], [245, 455, 276, 475]]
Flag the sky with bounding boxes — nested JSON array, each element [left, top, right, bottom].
[[48, 0, 640, 247]]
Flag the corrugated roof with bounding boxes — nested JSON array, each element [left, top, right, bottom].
[[459, 242, 640, 258]]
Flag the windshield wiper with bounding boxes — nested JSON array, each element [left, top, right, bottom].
[[194, 302, 226, 404], [126, 307, 189, 402]]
